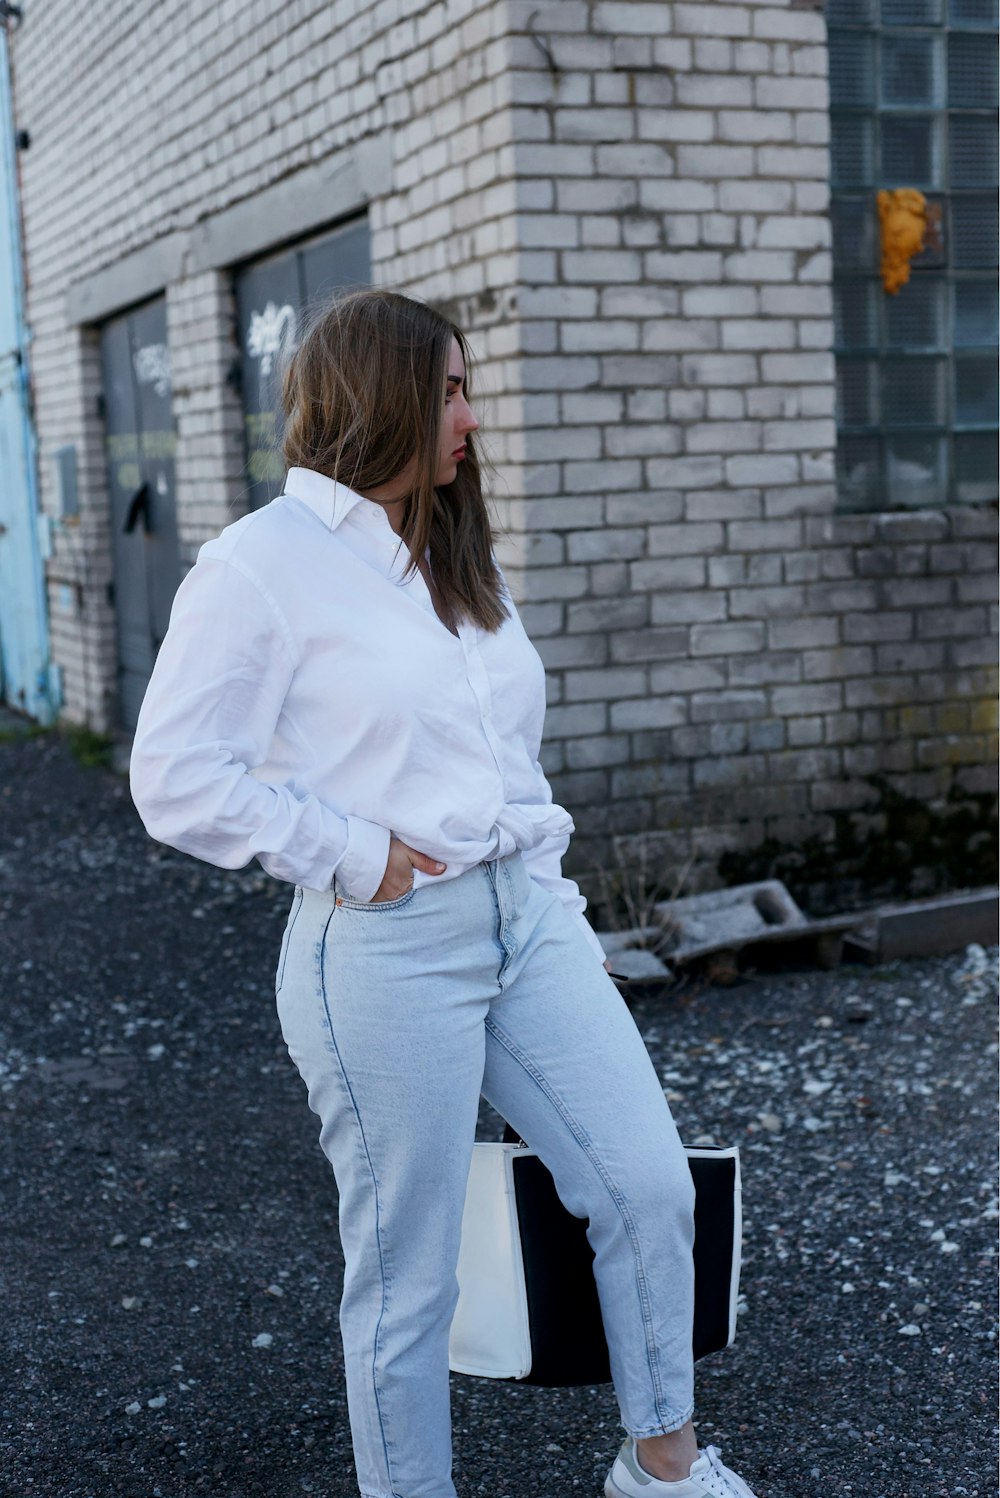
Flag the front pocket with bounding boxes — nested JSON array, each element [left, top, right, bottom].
[[337, 885, 416, 912], [275, 887, 304, 993]]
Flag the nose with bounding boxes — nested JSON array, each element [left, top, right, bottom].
[[458, 397, 478, 434]]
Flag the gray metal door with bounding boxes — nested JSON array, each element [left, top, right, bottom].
[[235, 216, 370, 510], [101, 298, 180, 730]]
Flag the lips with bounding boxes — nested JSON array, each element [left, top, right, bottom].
[[452, 448, 466, 459]]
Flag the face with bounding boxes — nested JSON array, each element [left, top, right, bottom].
[[434, 337, 479, 487]]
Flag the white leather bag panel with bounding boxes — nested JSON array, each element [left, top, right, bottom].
[[448, 1143, 532, 1379]]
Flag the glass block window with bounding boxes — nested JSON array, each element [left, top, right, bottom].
[[829, 0, 999, 508]]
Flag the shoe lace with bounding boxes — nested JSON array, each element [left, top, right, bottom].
[[698, 1447, 747, 1498]]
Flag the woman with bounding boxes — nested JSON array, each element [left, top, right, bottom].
[[130, 289, 758, 1498]]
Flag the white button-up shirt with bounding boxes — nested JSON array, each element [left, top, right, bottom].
[[130, 466, 604, 961]]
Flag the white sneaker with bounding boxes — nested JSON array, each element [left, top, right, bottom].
[[604, 1437, 759, 1498]]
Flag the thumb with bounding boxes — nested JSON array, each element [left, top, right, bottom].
[[407, 847, 447, 875]]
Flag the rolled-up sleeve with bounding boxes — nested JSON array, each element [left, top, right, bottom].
[[129, 555, 390, 900]]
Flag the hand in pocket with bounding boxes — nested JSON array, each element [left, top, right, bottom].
[[371, 837, 447, 902]]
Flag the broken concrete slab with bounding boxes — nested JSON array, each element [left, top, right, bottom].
[[652, 880, 862, 970], [843, 888, 999, 963], [603, 947, 672, 982]]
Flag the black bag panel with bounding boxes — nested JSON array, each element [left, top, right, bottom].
[[689, 1152, 737, 1362], [511, 1154, 611, 1386], [508, 1145, 737, 1387]]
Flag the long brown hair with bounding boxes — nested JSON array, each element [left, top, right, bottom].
[[281, 288, 507, 633]]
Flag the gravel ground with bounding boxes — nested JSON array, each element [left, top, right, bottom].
[[1, 731, 997, 1498]]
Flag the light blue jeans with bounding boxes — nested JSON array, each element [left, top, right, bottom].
[[276, 853, 695, 1498]]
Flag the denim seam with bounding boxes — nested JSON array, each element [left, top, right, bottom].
[[317, 913, 403, 1498], [484, 1016, 671, 1425], [275, 887, 303, 993], [483, 861, 514, 987]]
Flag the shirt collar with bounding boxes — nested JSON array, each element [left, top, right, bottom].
[[283, 466, 374, 533]]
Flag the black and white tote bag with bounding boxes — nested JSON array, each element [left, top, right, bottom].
[[448, 1136, 741, 1387]]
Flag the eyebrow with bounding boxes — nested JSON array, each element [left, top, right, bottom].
[[446, 373, 464, 386]]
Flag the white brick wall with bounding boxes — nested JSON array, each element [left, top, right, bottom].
[[10, 0, 996, 907]]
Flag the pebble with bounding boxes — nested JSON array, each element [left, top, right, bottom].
[[251, 1332, 273, 1348]]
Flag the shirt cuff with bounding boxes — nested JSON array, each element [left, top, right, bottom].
[[336, 817, 392, 903]]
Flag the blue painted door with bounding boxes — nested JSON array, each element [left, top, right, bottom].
[[0, 29, 53, 722]]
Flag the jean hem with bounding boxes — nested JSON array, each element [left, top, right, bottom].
[[627, 1404, 695, 1439]]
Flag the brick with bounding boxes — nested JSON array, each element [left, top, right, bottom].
[[602, 355, 681, 387], [651, 590, 728, 625], [725, 456, 799, 488], [610, 628, 689, 663], [761, 352, 835, 383], [950, 506, 999, 540], [607, 491, 684, 525], [917, 606, 988, 639], [566, 527, 645, 563], [693, 753, 769, 789], [803, 646, 874, 679], [645, 250, 726, 282], [769, 615, 839, 649], [637, 107, 716, 142], [611, 762, 693, 797], [718, 109, 793, 142], [676, 75, 753, 109], [594, 1, 674, 33], [805, 581, 880, 613], [542, 703, 608, 738], [787, 716, 824, 747], [764, 484, 837, 518], [560, 319, 640, 352], [565, 735, 633, 769], [606, 424, 684, 458], [755, 75, 830, 111], [691, 689, 768, 722], [642, 319, 721, 352], [723, 319, 796, 351], [676, 145, 755, 178], [555, 107, 636, 142], [684, 487, 763, 520], [561, 391, 625, 425], [752, 8, 825, 42], [682, 286, 758, 317], [844, 608, 916, 644], [536, 632, 609, 670], [524, 565, 591, 599], [640, 179, 717, 212], [879, 577, 952, 608], [772, 682, 843, 715], [690, 621, 766, 656], [523, 497, 604, 529], [610, 696, 689, 731], [567, 596, 648, 633], [681, 353, 759, 386], [646, 455, 726, 491], [631, 556, 709, 591], [749, 717, 786, 751], [729, 585, 806, 618], [650, 659, 728, 693], [647, 521, 726, 557], [674, 4, 752, 37], [843, 675, 915, 710], [564, 666, 647, 701], [563, 459, 643, 492]]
